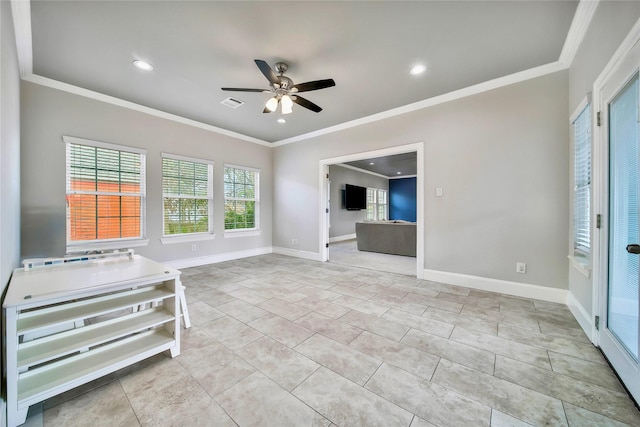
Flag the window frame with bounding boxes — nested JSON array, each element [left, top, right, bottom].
[[160, 153, 215, 244], [223, 164, 260, 236], [64, 135, 148, 253], [569, 98, 592, 277], [366, 187, 388, 221]]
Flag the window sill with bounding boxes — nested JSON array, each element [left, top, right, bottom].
[[67, 239, 149, 254], [568, 255, 591, 279], [224, 229, 261, 238], [161, 233, 216, 245]]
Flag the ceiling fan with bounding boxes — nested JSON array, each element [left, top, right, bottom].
[[222, 60, 335, 114]]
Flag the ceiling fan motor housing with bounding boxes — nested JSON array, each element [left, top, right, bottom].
[[277, 75, 293, 90]]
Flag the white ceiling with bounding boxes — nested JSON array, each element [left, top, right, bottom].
[[23, 1, 580, 145]]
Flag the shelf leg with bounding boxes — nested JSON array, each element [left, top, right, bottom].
[[179, 285, 191, 329]]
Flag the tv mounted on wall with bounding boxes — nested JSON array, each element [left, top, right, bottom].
[[345, 184, 367, 210]]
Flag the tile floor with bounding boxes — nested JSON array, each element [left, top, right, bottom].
[[329, 239, 416, 276], [29, 254, 640, 427]]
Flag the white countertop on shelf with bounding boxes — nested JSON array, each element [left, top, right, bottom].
[[4, 255, 180, 308]]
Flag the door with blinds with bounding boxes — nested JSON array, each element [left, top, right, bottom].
[[599, 38, 640, 404]]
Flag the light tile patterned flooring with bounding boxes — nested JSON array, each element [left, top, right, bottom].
[[33, 254, 640, 427]]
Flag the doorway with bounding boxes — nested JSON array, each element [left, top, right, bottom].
[[318, 142, 425, 279], [595, 31, 640, 403]]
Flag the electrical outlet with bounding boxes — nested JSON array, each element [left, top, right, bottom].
[[191, 244, 197, 252], [291, 238, 298, 245], [516, 262, 526, 274]]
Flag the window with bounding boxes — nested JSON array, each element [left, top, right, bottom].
[[162, 154, 213, 237], [366, 188, 388, 221], [573, 103, 591, 257], [65, 136, 146, 251], [224, 165, 259, 231]]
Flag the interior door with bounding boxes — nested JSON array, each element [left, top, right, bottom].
[[600, 40, 640, 404]]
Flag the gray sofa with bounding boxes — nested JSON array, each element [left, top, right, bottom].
[[355, 221, 416, 257]]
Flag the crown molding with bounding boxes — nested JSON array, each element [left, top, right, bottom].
[[10, 0, 32, 78], [23, 74, 272, 147], [559, 0, 600, 67], [272, 61, 568, 147]]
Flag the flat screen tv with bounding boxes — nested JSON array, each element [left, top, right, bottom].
[[345, 184, 367, 210]]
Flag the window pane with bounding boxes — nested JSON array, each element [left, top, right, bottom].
[[163, 197, 209, 235], [573, 104, 592, 255], [67, 143, 144, 243], [179, 178, 195, 196], [224, 181, 234, 198], [194, 179, 208, 197], [367, 204, 375, 221], [163, 176, 180, 194], [162, 157, 212, 235], [224, 166, 259, 230]]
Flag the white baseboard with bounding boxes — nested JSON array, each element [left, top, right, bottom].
[[329, 234, 356, 243], [422, 269, 568, 304], [567, 291, 595, 342], [272, 246, 322, 261], [164, 246, 273, 269]]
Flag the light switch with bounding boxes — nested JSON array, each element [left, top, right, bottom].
[[435, 187, 443, 197]]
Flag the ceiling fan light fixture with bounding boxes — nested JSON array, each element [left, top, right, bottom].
[[281, 95, 293, 115], [265, 97, 279, 112]]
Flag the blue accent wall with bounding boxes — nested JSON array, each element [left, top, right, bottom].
[[389, 177, 416, 222]]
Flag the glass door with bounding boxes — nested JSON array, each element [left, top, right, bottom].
[[600, 42, 640, 404]]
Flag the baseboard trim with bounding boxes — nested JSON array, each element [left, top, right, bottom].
[[567, 292, 595, 342], [422, 269, 568, 304], [272, 246, 322, 261], [329, 234, 356, 243], [164, 246, 273, 269]]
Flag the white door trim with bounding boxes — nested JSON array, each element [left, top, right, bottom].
[[592, 16, 640, 347], [318, 142, 425, 279], [591, 16, 640, 404]]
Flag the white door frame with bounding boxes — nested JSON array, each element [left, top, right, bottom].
[[592, 17, 640, 347], [591, 17, 640, 403], [318, 142, 425, 279]]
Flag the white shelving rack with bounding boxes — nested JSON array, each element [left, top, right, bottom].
[[3, 254, 181, 427]]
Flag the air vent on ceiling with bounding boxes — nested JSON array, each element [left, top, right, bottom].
[[221, 97, 245, 109]]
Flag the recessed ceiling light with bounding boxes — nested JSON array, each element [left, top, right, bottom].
[[369, 162, 375, 165], [409, 64, 427, 76], [397, 171, 402, 175], [133, 60, 153, 71], [277, 118, 286, 124]]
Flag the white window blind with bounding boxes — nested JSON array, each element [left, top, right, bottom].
[[162, 154, 214, 236], [224, 165, 259, 230], [573, 104, 591, 256], [65, 137, 146, 251]]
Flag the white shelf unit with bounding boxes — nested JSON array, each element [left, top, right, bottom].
[[3, 255, 181, 427]]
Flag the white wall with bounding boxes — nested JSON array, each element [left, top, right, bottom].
[[20, 81, 273, 264], [274, 71, 569, 290], [1, 0, 22, 421], [329, 165, 388, 239], [568, 2, 640, 322]]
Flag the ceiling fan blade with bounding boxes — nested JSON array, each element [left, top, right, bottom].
[[255, 59, 279, 86], [293, 96, 322, 113], [221, 87, 269, 92], [292, 79, 336, 93]]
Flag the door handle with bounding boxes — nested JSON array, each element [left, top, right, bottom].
[[626, 244, 640, 254]]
